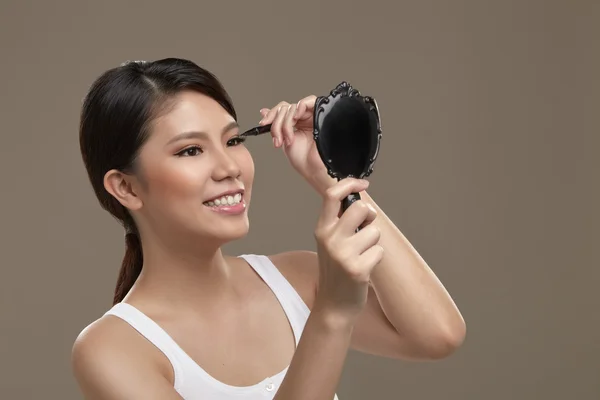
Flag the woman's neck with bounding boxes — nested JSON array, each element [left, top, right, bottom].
[[126, 231, 236, 311]]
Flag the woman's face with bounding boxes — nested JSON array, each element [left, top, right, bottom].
[[132, 90, 254, 244]]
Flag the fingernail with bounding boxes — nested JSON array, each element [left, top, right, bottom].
[[273, 137, 278, 147], [285, 137, 292, 146]]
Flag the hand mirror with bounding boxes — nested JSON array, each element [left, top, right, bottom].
[[313, 81, 382, 213], [241, 81, 382, 214]]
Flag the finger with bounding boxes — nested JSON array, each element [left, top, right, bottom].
[[347, 224, 381, 255], [319, 178, 370, 226], [337, 200, 377, 235], [356, 244, 384, 275], [259, 102, 287, 126], [352, 200, 378, 230], [266, 103, 290, 148], [282, 104, 297, 146], [295, 95, 317, 121]]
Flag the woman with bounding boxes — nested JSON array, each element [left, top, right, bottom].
[[72, 58, 466, 399]]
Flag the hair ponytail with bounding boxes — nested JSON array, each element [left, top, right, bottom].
[[113, 230, 143, 305]]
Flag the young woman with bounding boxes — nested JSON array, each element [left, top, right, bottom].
[[72, 58, 466, 400]]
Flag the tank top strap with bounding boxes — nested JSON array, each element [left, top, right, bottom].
[[104, 302, 185, 391], [238, 254, 311, 344]]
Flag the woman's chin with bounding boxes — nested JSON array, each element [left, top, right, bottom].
[[204, 219, 250, 243], [176, 205, 251, 245], [218, 226, 250, 242]]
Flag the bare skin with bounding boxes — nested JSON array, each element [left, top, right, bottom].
[[72, 91, 465, 399]]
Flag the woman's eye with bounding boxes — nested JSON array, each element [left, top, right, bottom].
[[227, 136, 246, 147], [177, 146, 203, 157]]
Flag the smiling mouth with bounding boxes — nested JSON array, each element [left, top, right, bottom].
[[203, 193, 243, 207]]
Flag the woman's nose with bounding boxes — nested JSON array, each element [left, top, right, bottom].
[[211, 151, 241, 180]]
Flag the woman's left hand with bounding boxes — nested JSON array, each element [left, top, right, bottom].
[[258, 96, 336, 196]]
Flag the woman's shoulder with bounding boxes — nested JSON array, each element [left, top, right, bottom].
[[266, 250, 320, 309], [71, 313, 173, 393]]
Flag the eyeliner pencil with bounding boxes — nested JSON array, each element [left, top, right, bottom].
[[240, 124, 272, 137]]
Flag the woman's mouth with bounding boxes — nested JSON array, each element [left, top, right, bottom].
[[203, 193, 246, 215]]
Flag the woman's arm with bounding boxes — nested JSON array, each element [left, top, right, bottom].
[[274, 178, 383, 399], [274, 306, 353, 400], [271, 186, 465, 361], [358, 190, 466, 357], [276, 190, 466, 361]]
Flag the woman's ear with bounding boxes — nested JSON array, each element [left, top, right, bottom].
[[103, 169, 144, 211]]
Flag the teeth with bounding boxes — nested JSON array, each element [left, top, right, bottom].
[[205, 193, 243, 207]]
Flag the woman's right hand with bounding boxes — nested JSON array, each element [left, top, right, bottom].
[[313, 178, 384, 322]]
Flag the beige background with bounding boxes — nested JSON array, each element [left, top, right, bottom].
[[0, 1, 597, 399]]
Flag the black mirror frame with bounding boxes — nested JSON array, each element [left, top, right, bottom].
[[313, 81, 383, 181], [312, 81, 383, 216]]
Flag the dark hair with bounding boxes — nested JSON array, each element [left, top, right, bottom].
[[79, 58, 237, 305]]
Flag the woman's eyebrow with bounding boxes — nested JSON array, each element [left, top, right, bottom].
[[167, 121, 240, 145], [222, 121, 240, 135]]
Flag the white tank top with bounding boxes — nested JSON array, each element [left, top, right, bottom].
[[104, 254, 340, 400]]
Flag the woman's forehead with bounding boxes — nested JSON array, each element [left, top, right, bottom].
[[150, 91, 236, 141]]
